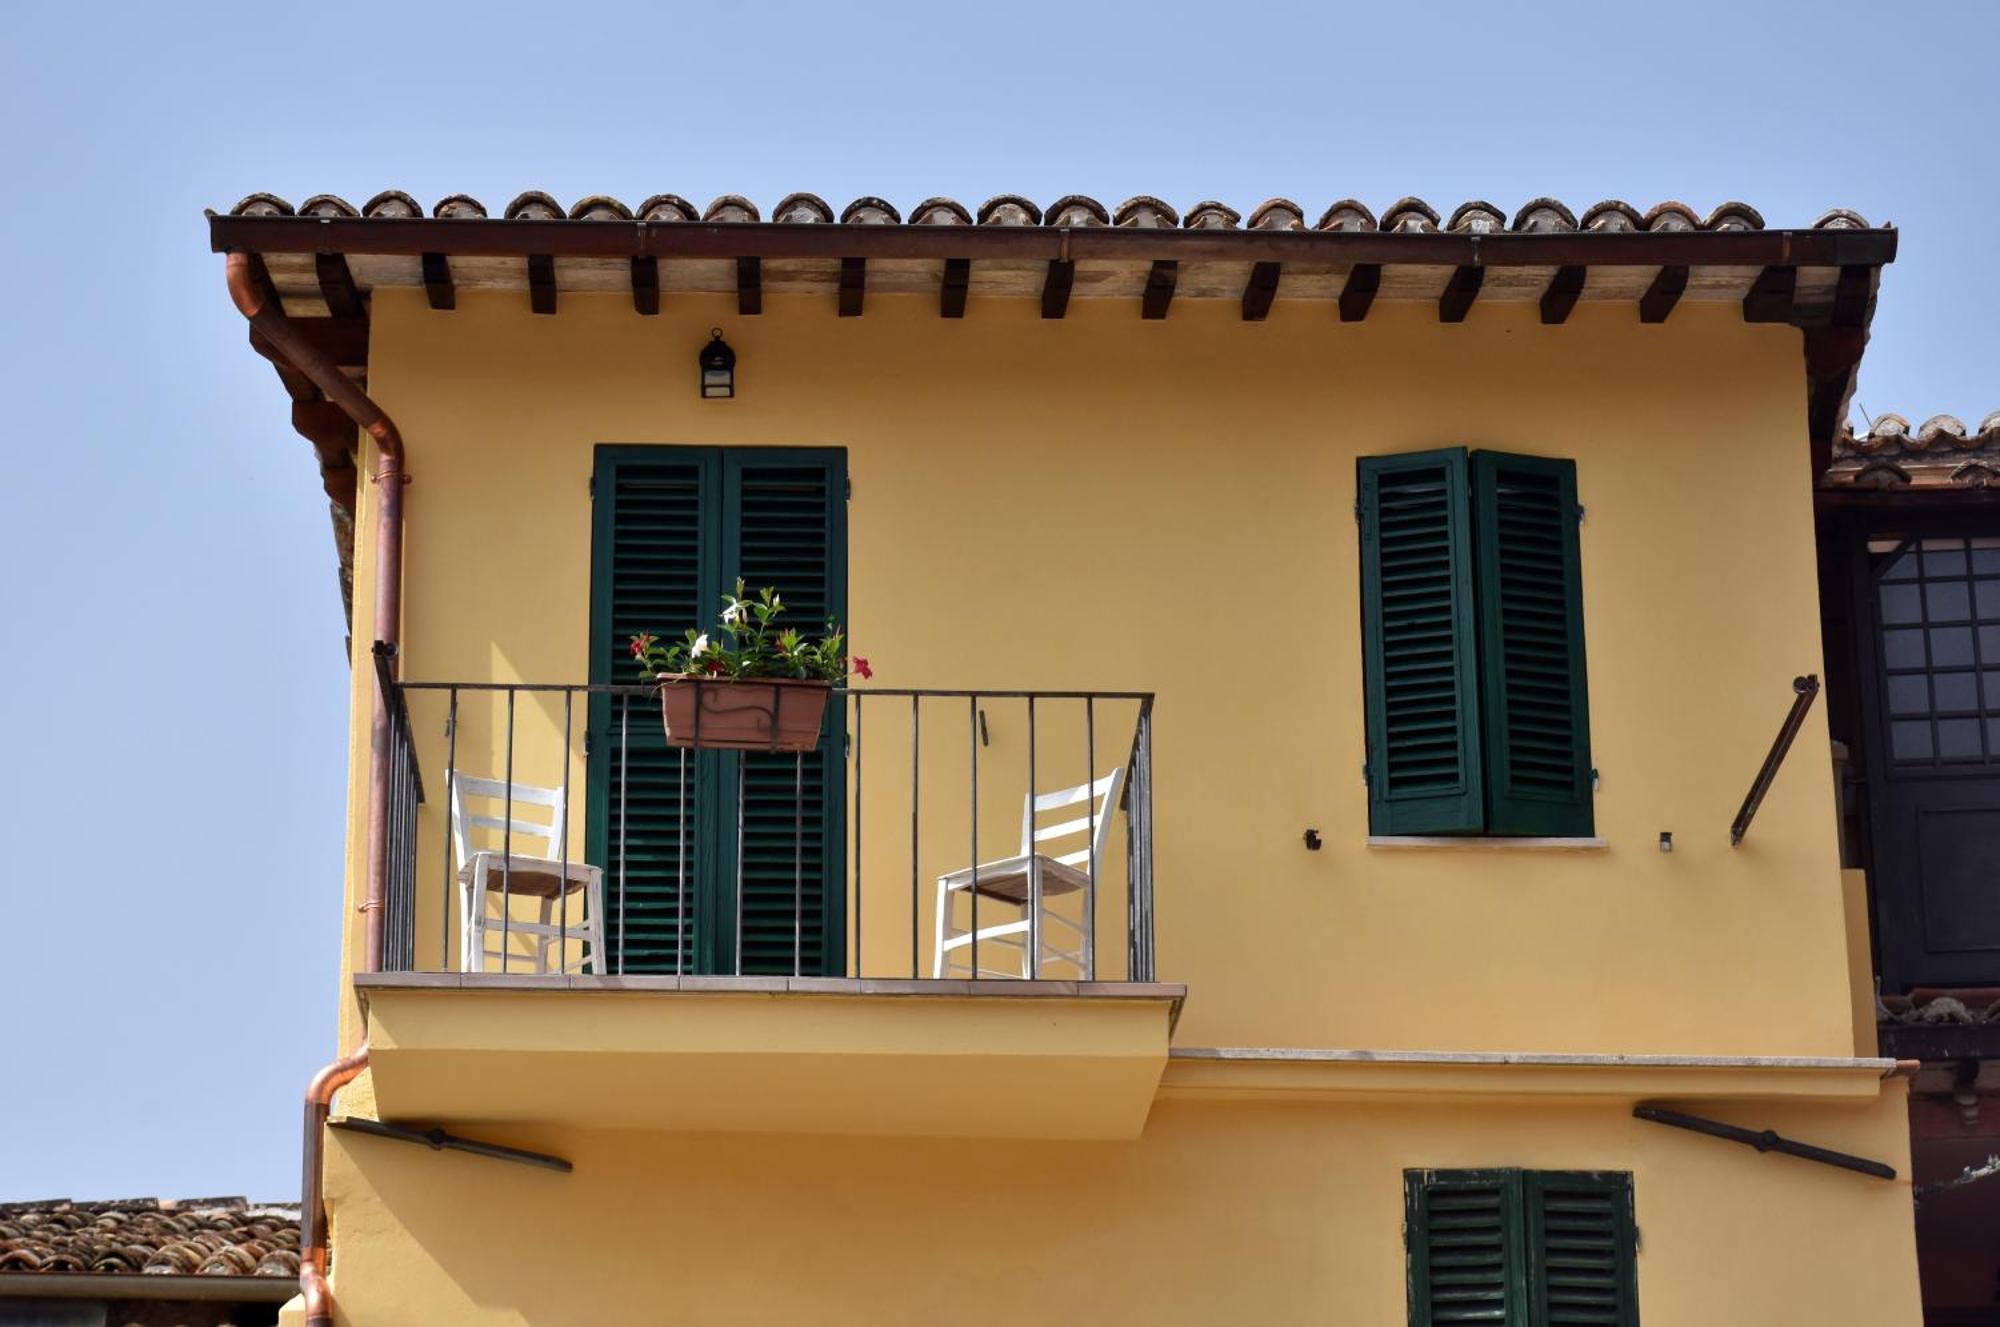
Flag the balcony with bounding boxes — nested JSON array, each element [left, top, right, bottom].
[[354, 654, 1181, 1140]]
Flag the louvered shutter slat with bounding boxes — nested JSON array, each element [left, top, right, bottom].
[[722, 455, 847, 976], [1360, 450, 1486, 834], [589, 453, 715, 973], [1471, 453, 1594, 837], [1406, 1170, 1526, 1325], [1526, 1173, 1639, 1327]]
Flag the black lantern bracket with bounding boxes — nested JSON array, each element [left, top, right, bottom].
[[698, 327, 736, 399]]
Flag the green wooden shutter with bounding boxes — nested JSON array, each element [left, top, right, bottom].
[[1406, 1169, 1526, 1325], [715, 451, 848, 976], [1360, 449, 1485, 834], [1525, 1172, 1639, 1327], [1470, 453, 1594, 837], [587, 448, 720, 973]]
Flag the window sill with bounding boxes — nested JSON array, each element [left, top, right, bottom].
[[1366, 835, 1609, 851]]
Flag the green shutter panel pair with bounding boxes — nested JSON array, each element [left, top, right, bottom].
[[1359, 450, 1592, 836], [588, 447, 847, 975], [1405, 1170, 1638, 1326]]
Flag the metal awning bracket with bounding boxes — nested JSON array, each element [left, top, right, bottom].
[[328, 1116, 572, 1173]]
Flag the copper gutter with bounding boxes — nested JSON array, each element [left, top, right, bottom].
[[300, 1042, 370, 1327], [225, 251, 406, 973]]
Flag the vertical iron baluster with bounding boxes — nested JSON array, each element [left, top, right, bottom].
[[686, 686, 702, 975], [969, 695, 979, 980], [910, 695, 920, 979], [560, 689, 572, 974], [617, 694, 629, 976], [501, 688, 515, 974], [852, 695, 862, 980], [735, 751, 746, 976], [442, 689, 457, 971], [794, 749, 804, 977], [1026, 696, 1038, 980], [1141, 702, 1155, 982], [1085, 696, 1096, 981]]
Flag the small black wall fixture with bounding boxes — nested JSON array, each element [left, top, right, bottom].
[[698, 328, 736, 399], [1633, 1104, 1894, 1180], [1730, 674, 1820, 846], [329, 1117, 573, 1173]]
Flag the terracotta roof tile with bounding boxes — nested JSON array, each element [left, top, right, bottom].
[[0, 1198, 300, 1280], [219, 191, 1875, 236], [1825, 412, 2000, 490]]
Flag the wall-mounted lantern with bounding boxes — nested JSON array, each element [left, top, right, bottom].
[[699, 328, 736, 399]]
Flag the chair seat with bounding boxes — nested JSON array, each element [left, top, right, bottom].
[[460, 855, 600, 901], [938, 853, 1091, 904]]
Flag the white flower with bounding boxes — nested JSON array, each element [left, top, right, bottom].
[[690, 632, 710, 658], [722, 603, 742, 625]]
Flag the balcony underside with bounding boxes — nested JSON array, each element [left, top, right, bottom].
[[355, 974, 1184, 1141]]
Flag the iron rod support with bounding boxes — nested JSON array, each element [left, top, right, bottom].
[[328, 1117, 573, 1173], [1730, 674, 1820, 846], [1633, 1104, 1894, 1180]]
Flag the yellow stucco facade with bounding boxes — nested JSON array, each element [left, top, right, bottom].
[[307, 288, 1921, 1323]]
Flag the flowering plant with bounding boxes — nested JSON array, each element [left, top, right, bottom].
[[630, 580, 871, 684]]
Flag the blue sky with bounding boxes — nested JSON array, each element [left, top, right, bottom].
[[0, 1, 1993, 1201]]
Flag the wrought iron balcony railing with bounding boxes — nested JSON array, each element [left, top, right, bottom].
[[373, 651, 1156, 984]]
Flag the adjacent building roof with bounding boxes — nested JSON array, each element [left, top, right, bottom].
[[1822, 412, 2000, 491], [0, 1198, 300, 1279]]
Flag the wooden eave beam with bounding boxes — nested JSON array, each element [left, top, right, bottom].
[[1141, 260, 1177, 320], [1830, 264, 1873, 330], [838, 257, 866, 317], [1639, 265, 1688, 323], [1438, 265, 1483, 323], [940, 258, 970, 319], [420, 252, 455, 310], [736, 256, 762, 315], [1241, 261, 1280, 321], [1338, 264, 1380, 322], [1539, 265, 1585, 324], [527, 254, 556, 315], [1040, 259, 1074, 319], [631, 256, 659, 315], [249, 317, 368, 371], [314, 253, 364, 319], [1744, 265, 1799, 323], [213, 216, 1900, 271]]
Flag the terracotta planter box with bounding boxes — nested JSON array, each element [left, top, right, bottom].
[[655, 676, 831, 752]]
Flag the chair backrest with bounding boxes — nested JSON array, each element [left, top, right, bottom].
[[449, 771, 570, 867], [1019, 767, 1127, 874]]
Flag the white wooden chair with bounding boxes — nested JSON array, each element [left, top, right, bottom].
[[933, 767, 1125, 980], [450, 772, 606, 975]]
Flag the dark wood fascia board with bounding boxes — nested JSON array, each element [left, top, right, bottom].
[[1816, 487, 2000, 514], [1878, 1021, 2000, 1063], [209, 215, 1899, 271]]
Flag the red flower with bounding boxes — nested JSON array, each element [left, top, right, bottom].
[[852, 656, 873, 680], [629, 633, 657, 659]]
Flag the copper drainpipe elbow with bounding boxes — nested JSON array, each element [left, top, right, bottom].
[[226, 252, 406, 973], [301, 1042, 371, 1327]]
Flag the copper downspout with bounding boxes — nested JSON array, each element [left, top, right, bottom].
[[300, 1043, 370, 1327], [225, 251, 407, 973]]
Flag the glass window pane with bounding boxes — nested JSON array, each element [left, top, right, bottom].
[[1984, 625, 2000, 661], [1892, 720, 1934, 761], [1973, 539, 2000, 574], [1933, 627, 1976, 668], [1977, 579, 2000, 621], [1936, 673, 1980, 712], [1939, 718, 1983, 760], [1885, 629, 1928, 669], [1927, 581, 1972, 621], [1986, 671, 2000, 708], [1876, 543, 1919, 580], [1880, 583, 1924, 624], [1990, 717, 2000, 754], [1888, 675, 1931, 714], [1923, 541, 1969, 577]]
